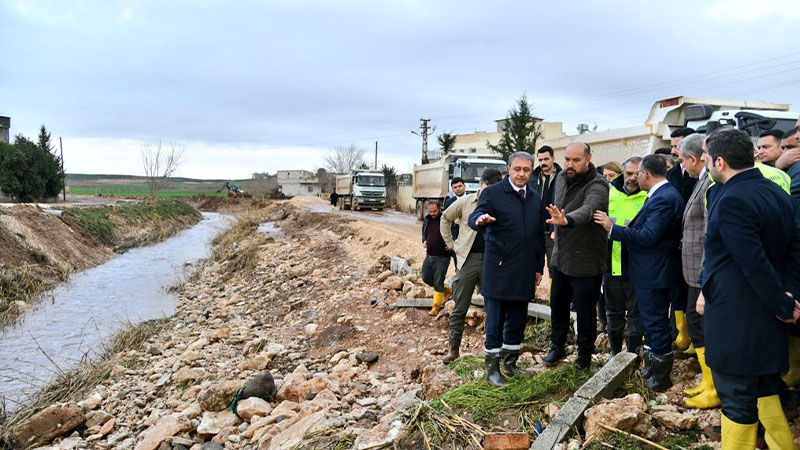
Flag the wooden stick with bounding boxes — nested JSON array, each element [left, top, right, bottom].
[[599, 424, 670, 450]]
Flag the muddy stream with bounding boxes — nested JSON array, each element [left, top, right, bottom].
[[0, 212, 234, 409]]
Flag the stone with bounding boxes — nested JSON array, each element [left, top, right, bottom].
[[484, 432, 530, 450], [401, 280, 414, 294], [110, 364, 127, 378], [84, 410, 112, 429], [390, 391, 420, 414], [133, 414, 192, 450], [201, 443, 224, 450], [82, 393, 103, 410], [652, 410, 698, 430], [389, 312, 406, 324], [99, 417, 115, 436], [198, 380, 242, 411], [297, 376, 332, 401], [241, 370, 277, 402], [10, 403, 83, 449], [261, 410, 325, 450], [356, 352, 379, 364], [583, 394, 657, 441], [174, 367, 205, 383], [147, 346, 163, 356], [235, 397, 273, 422], [303, 323, 318, 336], [275, 366, 310, 402], [380, 276, 403, 290], [352, 418, 405, 449], [197, 411, 241, 438], [375, 270, 393, 282], [546, 403, 561, 419]]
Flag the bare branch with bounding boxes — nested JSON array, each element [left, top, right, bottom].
[[141, 139, 184, 198], [324, 144, 366, 174]]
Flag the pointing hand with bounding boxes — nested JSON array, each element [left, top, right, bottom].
[[545, 205, 567, 226]]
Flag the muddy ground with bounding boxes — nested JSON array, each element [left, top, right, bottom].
[[5, 196, 800, 449]]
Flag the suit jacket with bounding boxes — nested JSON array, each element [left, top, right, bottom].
[[701, 168, 800, 375], [443, 194, 461, 240], [610, 181, 685, 290], [469, 178, 545, 301], [681, 172, 711, 288], [667, 164, 698, 203]]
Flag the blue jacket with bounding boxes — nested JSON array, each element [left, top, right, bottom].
[[700, 168, 800, 375], [609, 181, 684, 290], [469, 178, 545, 301]]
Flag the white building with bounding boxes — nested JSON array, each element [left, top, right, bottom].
[[277, 170, 321, 198]]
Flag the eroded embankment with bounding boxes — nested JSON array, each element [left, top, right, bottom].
[[0, 199, 202, 327]]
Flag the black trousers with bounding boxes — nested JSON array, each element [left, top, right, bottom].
[[550, 269, 602, 356], [686, 286, 704, 347], [421, 255, 450, 292], [713, 369, 782, 424], [604, 275, 643, 337]]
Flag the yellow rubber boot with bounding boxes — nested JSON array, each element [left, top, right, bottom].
[[782, 335, 800, 387], [721, 413, 757, 450], [684, 343, 696, 355], [673, 310, 691, 350], [443, 284, 452, 302], [684, 346, 708, 397], [429, 291, 443, 316], [685, 348, 720, 409], [758, 395, 797, 450]]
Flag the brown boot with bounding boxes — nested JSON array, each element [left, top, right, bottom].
[[442, 336, 461, 364]]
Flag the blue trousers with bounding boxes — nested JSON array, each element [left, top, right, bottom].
[[484, 298, 528, 352], [636, 286, 672, 355], [713, 370, 782, 424]]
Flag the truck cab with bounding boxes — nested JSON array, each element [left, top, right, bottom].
[[682, 104, 797, 137], [351, 172, 386, 210], [448, 157, 508, 196]]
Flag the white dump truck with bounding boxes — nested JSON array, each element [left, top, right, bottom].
[[335, 170, 386, 211], [541, 96, 798, 165], [412, 155, 507, 220]]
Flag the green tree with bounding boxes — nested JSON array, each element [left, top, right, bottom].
[[380, 164, 397, 188], [437, 132, 457, 155], [0, 134, 64, 202], [487, 94, 542, 161], [357, 162, 370, 170], [38, 124, 53, 153]]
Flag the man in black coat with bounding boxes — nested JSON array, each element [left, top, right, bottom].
[[530, 146, 562, 272], [699, 129, 800, 449], [469, 151, 545, 387], [594, 155, 685, 391]]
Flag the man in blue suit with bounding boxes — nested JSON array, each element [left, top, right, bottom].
[[469, 151, 545, 387], [699, 129, 800, 450], [594, 155, 684, 391]]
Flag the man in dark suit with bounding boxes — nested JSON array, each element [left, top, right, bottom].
[[594, 155, 685, 391], [470, 151, 545, 387], [666, 127, 697, 353], [699, 129, 800, 449]]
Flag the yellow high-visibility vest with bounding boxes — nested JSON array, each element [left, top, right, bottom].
[[608, 187, 647, 276]]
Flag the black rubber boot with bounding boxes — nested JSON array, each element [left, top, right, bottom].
[[442, 336, 461, 364], [626, 334, 643, 356], [500, 349, 525, 377], [485, 353, 510, 387], [575, 353, 592, 370], [608, 330, 624, 357], [543, 347, 567, 367], [641, 348, 653, 379], [647, 351, 674, 392]]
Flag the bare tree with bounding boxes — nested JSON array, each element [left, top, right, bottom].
[[324, 144, 366, 174], [141, 139, 184, 198]]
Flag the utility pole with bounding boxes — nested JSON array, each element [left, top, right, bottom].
[[59, 137, 66, 202], [411, 118, 435, 164], [374, 141, 378, 170]]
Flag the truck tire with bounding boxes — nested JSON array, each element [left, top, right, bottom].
[[415, 200, 424, 221], [343, 198, 351, 210]]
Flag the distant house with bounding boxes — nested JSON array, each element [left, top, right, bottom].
[[277, 170, 321, 198], [0, 116, 9, 144]]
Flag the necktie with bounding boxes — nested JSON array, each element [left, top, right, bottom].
[[518, 188, 525, 202]]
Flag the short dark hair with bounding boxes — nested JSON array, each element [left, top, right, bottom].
[[653, 147, 671, 156], [705, 129, 755, 171], [759, 129, 783, 141], [670, 127, 696, 139], [783, 128, 799, 140], [451, 177, 465, 186], [641, 154, 667, 177], [426, 200, 441, 210], [537, 146, 554, 157], [480, 168, 503, 185]]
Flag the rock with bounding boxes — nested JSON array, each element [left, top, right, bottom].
[[198, 380, 242, 411], [261, 410, 325, 450], [297, 376, 332, 401], [352, 418, 405, 449], [110, 364, 127, 378], [356, 352, 379, 364], [652, 410, 698, 430], [303, 323, 318, 336], [197, 411, 241, 438], [546, 403, 561, 419], [243, 338, 267, 356], [380, 276, 403, 290], [99, 417, 115, 436], [147, 346, 163, 356], [356, 397, 377, 407], [444, 299, 455, 314], [275, 366, 310, 402], [401, 280, 414, 294], [82, 393, 103, 410], [390, 312, 406, 324], [236, 397, 273, 422], [133, 414, 192, 450], [10, 403, 83, 449], [583, 393, 657, 441], [84, 410, 112, 428], [201, 443, 225, 450], [375, 270, 393, 282], [241, 370, 277, 402], [174, 367, 205, 383], [390, 391, 420, 414]]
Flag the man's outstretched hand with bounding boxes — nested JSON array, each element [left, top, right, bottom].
[[475, 214, 496, 226], [545, 205, 567, 226]]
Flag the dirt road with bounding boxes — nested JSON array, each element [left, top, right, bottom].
[[303, 197, 420, 239]]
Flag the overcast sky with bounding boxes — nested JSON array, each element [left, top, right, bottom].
[[2, 0, 800, 179]]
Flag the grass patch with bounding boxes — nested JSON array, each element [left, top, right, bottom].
[[211, 208, 278, 278], [449, 355, 484, 380], [523, 318, 575, 350], [291, 428, 356, 450], [586, 428, 708, 450], [0, 265, 47, 328], [69, 186, 227, 198], [0, 318, 169, 446]]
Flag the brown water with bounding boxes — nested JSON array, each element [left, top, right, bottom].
[[0, 212, 233, 409]]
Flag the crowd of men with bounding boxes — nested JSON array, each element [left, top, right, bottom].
[[418, 118, 800, 449]]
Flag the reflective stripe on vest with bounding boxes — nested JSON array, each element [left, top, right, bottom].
[[608, 187, 647, 276]]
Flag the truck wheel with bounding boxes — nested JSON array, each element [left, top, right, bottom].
[[415, 200, 424, 221]]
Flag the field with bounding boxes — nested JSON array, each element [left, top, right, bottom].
[[66, 174, 255, 198]]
